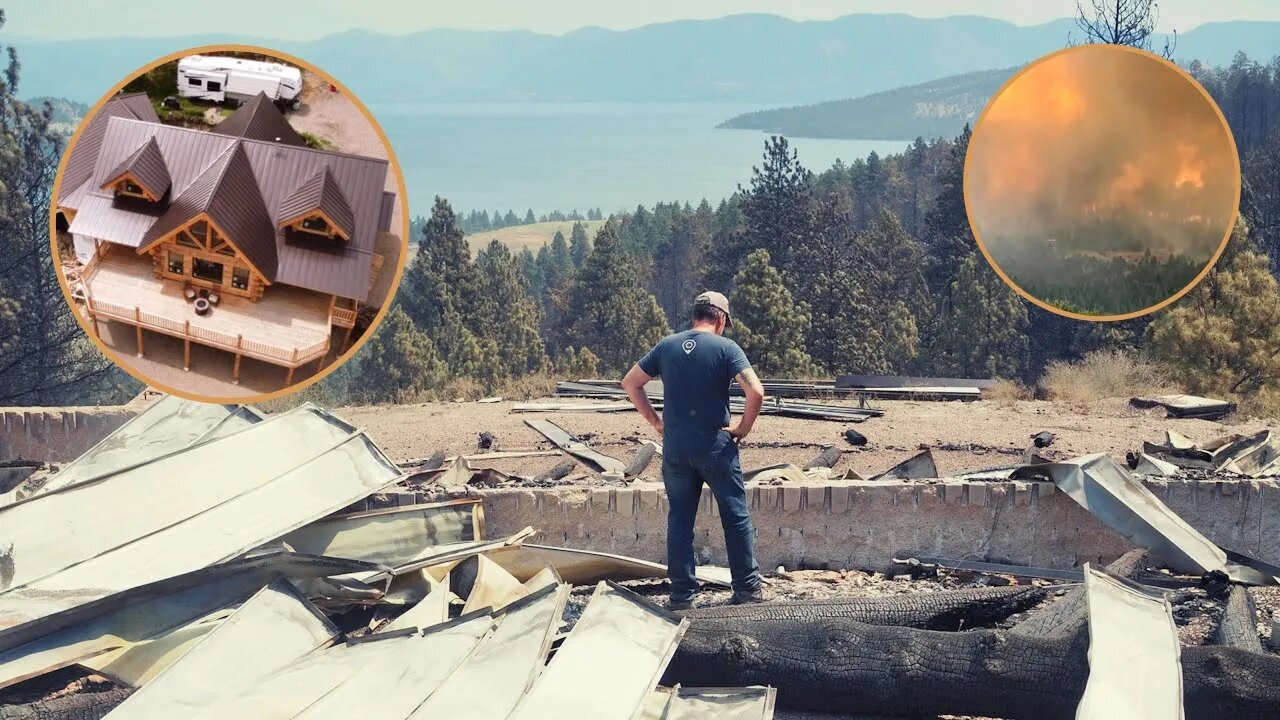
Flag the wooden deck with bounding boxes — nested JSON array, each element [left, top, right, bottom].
[[84, 251, 332, 370]]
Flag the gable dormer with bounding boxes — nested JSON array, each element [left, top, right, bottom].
[[101, 136, 171, 202], [277, 167, 355, 244]]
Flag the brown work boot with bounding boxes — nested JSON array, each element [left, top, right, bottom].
[[730, 588, 767, 605]]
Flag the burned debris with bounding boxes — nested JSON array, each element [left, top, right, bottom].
[[2, 393, 1279, 720]]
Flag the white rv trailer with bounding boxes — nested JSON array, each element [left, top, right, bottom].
[[177, 55, 303, 109]]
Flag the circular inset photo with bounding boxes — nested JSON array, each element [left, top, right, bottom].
[[51, 46, 408, 401], [965, 44, 1240, 320]]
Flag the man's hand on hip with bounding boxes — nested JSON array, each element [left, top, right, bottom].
[[724, 421, 751, 443]]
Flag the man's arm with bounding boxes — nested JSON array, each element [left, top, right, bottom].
[[726, 367, 764, 441], [622, 364, 663, 436]]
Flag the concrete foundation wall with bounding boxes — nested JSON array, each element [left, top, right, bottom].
[[0, 407, 136, 463], [475, 478, 1280, 573]]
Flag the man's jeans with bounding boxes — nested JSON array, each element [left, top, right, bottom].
[[662, 429, 762, 601]]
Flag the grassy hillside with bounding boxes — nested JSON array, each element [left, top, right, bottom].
[[720, 67, 1016, 140], [465, 220, 606, 256]]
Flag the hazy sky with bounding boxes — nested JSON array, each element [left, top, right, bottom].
[[5, 0, 1279, 39]]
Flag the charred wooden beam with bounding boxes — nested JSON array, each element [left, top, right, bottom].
[[684, 585, 1047, 631], [1214, 585, 1263, 653], [532, 460, 577, 485], [624, 444, 657, 479]]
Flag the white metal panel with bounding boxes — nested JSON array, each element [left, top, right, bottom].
[[407, 584, 567, 719], [0, 432, 402, 627], [291, 612, 492, 719], [508, 582, 689, 720], [106, 580, 337, 719], [1076, 565, 1184, 720], [0, 405, 353, 598], [32, 395, 261, 498]]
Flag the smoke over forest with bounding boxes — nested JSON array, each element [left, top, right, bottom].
[[967, 45, 1239, 262]]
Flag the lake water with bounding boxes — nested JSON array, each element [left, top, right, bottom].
[[368, 101, 910, 217]]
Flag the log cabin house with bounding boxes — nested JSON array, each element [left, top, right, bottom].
[[55, 92, 398, 387]]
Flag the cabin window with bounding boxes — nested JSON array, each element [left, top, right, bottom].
[[300, 216, 330, 235], [167, 251, 184, 275], [187, 77, 202, 87], [176, 232, 199, 249], [189, 221, 210, 244], [122, 180, 144, 196], [207, 81, 222, 92], [192, 257, 224, 284], [232, 267, 250, 291], [216, 244, 236, 256]]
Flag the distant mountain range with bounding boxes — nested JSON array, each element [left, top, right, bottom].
[[9, 14, 1280, 106], [720, 67, 1015, 140]]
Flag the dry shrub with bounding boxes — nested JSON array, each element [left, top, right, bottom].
[[491, 372, 559, 400], [1238, 387, 1280, 422], [986, 378, 1032, 406], [436, 376, 485, 402], [1041, 349, 1179, 406]]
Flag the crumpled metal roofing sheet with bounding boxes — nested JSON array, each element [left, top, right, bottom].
[[1, 431, 401, 629], [188, 611, 491, 719], [81, 607, 233, 687], [508, 581, 689, 720], [26, 395, 262, 499], [291, 611, 491, 719], [0, 405, 355, 598], [0, 552, 370, 690], [407, 583, 568, 720], [275, 498, 481, 568], [652, 686, 778, 720], [1013, 453, 1230, 578], [105, 579, 338, 719], [1076, 565, 1184, 720]]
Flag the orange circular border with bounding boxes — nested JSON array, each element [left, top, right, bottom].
[[963, 43, 1242, 322], [49, 43, 411, 403]]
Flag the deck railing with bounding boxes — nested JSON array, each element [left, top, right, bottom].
[[331, 306, 358, 328], [87, 297, 330, 367]]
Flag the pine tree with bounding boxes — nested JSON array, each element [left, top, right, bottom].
[[653, 212, 710, 324], [792, 195, 886, 374], [922, 124, 977, 295], [924, 252, 1028, 379], [555, 346, 601, 379], [518, 247, 543, 297], [730, 250, 813, 376], [564, 222, 671, 372], [730, 136, 816, 287], [1148, 217, 1280, 396], [545, 231, 573, 291], [399, 196, 499, 384], [569, 221, 590, 268], [524, 208, 536, 224], [854, 210, 930, 369], [351, 306, 446, 402], [474, 240, 549, 378]]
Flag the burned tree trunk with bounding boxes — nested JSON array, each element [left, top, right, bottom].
[[532, 460, 576, 484], [0, 688, 131, 720], [664, 617, 1280, 719], [624, 445, 657, 479], [803, 446, 840, 469], [1214, 585, 1263, 653], [685, 586, 1047, 630]]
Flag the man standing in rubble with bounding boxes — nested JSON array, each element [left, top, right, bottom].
[[622, 291, 767, 610]]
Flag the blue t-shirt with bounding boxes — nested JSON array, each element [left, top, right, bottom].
[[638, 330, 751, 458]]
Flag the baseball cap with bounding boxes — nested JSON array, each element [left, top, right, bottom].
[[694, 291, 732, 327]]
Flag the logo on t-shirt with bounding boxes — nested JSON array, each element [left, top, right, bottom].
[[682, 339, 696, 355]]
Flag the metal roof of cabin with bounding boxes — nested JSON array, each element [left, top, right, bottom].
[[210, 93, 307, 147], [277, 167, 356, 239], [138, 142, 279, 280], [101, 136, 172, 199], [67, 115, 391, 300], [58, 92, 161, 209]]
